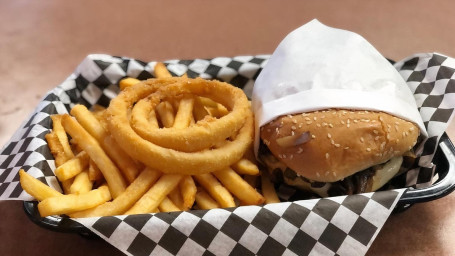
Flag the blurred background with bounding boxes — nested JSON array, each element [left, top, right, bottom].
[[1, 1, 455, 255]]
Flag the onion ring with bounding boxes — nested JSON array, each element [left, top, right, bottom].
[[106, 77, 253, 175], [130, 79, 250, 152]]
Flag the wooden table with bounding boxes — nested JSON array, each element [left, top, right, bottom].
[[1, 1, 454, 255]]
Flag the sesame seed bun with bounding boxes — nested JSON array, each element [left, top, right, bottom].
[[260, 109, 419, 183]]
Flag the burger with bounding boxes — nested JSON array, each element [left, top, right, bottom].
[[258, 109, 420, 197]]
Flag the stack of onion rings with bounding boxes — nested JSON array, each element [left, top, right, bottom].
[[106, 77, 253, 175]]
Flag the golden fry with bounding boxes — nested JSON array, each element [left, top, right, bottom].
[[159, 197, 181, 212], [71, 104, 140, 183], [193, 173, 235, 208], [231, 158, 260, 176], [119, 77, 141, 91], [173, 96, 195, 129], [69, 171, 93, 194], [168, 187, 184, 210], [61, 114, 127, 198], [155, 101, 175, 128], [70, 168, 161, 218], [88, 160, 103, 181], [180, 176, 196, 210], [19, 169, 63, 201], [38, 185, 111, 217], [154, 62, 172, 78], [61, 178, 74, 194], [195, 188, 220, 210], [261, 172, 280, 204], [51, 115, 75, 160], [125, 174, 183, 215], [54, 151, 89, 182], [45, 132, 68, 167], [213, 167, 265, 205]]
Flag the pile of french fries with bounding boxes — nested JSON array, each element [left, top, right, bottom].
[[19, 63, 280, 218]]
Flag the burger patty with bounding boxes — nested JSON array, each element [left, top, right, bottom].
[[259, 143, 400, 197]]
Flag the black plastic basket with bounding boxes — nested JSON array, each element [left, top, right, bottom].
[[23, 132, 455, 237]]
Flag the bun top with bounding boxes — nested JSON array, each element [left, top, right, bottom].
[[260, 109, 419, 182]]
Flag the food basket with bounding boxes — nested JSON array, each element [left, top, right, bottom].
[[2, 53, 455, 256], [22, 132, 455, 236]]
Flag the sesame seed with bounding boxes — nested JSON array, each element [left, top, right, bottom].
[[291, 131, 295, 136], [326, 153, 330, 159], [347, 119, 351, 124], [342, 111, 347, 115], [313, 117, 317, 121], [341, 120, 345, 124], [353, 119, 359, 123], [366, 148, 371, 152], [331, 139, 335, 145], [287, 114, 292, 119], [335, 144, 340, 147], [395, 125, 399, 131], [311, 134, 316, 139], [379, 116, 384, 122], [291, 125, 296, 130], [316, 172, 321, 178], [373, 130, 379, 134], [360, 137, 364, 143], [410, 127, 415, 131], [375, 136, 380, 141], [327, 133, 332, 139], [306, 121, 313, 125], [322, 122, 328, 127], [297, 147, 303, 153], [395, 121, 400, 125], [329, 123, 334, 128], [305, 117, 311, 121], [381, 142, 386, 149], [282, 154, 287, 159], [317, 124, 321, 127], [347, 124, 350, 128], [289, 154, 294, 159], [332, 172, 337, 177], [299, 123, 303, 128], [292, 119, 297, 124], [344, 146, 350, 150]]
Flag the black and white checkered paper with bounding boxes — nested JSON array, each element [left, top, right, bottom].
[[0, 53, 454, 256]]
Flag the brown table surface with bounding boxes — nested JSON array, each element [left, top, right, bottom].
[[1, 1, 455, 255]]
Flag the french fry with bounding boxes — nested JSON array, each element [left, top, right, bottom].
[[168, 187, 184, 210], [45, 132, 68, 167], [71, 104, 140, 183], [54, 151, 89, 182], [173, 96, 195, 129], [70, 168, 161, 218], [61, 179, 74, 195], [119, 77, 141, 90], [154, 62, 172, 78], [193, 173, 235, 208], [38, 185, 111, 217], [231, 158, 260, 176], [19, 169, 63, 201], [192, 98, 210, 121], [261, 172, 280, 204], [195, 188, 220, 210], [158, 197, 181, 212], [61, 114, 127, 198], [156, 101, 175, 128], [213, 167, 265, 205], [180, 176, 196, 210], [69, 171, 93, 194], [51, 115, 75, 160], [125, 174, 183, 215], [88, 160, 103, 181]]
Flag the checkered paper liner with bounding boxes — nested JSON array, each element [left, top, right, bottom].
[[0, 53, 454, 256]]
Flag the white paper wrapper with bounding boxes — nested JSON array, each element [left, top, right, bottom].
[[252, 19, 428, 154]]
